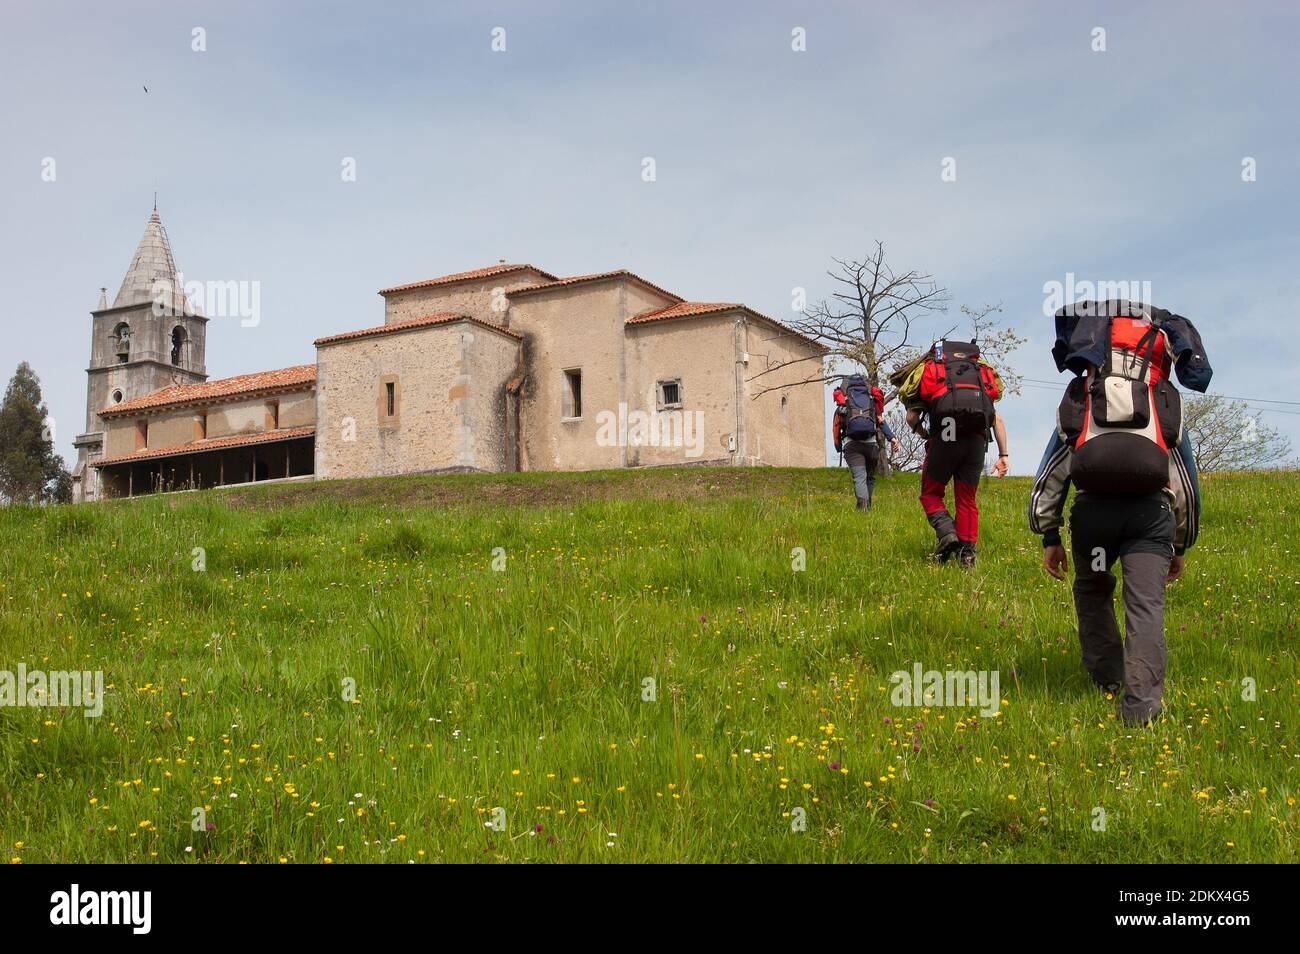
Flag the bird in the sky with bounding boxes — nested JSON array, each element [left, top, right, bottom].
[[142, 85, 148, 93]]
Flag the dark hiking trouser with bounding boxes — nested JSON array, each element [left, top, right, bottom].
[[843, 439, 879, 505], [1068, 492, 1175, 725], [920, 433, 987, 545]]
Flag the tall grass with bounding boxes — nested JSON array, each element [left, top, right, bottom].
[[0, 467, 1295, 863]]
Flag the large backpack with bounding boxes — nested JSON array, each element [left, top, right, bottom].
[[919, 340, 999, 438], [1057, 314, 1183, 493], [841, 375, 879, 440]]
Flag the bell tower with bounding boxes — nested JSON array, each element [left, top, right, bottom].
[[72, 205, 208, 502]]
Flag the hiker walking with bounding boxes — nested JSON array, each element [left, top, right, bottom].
[[896, 341, 1007, 566], [832, 374, 900, 510], [1029, 301, 1210, 726]]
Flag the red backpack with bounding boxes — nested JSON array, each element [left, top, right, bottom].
[[1058, 316, 1183, 493], [918, 341, 1000, 437]]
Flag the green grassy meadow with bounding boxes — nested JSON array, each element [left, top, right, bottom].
[[0, 466, 1296, 863]]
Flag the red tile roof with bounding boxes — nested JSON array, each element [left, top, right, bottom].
[[627, 301, 827, 351], [101, 365, 316, 417], [507, 269, 684, 304], [314, 312, 520, 347], [92, 426, 315, 467], [626, 301, 742, 323], [378, 264, 557, 295]]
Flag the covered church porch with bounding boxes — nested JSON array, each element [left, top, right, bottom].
[[93, 427, 315, 498]]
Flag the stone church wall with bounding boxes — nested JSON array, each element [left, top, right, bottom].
[[381, 270, 551, 326], [315, 319, 519, 479]]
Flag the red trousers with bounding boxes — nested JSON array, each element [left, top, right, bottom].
[[919, 434, 986, 542], [920, 471, 979, 541]]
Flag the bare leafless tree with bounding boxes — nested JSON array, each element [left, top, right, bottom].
[[882, 408, 925, 472], [747, 243, 951, 401], [749, 246, 1028, 474], [798, 242, 950, 387], [1183, 394, 1295, 472], [748, 243, 950, 473]]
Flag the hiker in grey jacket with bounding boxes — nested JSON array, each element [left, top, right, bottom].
[[1029, 425, 1201, 725]]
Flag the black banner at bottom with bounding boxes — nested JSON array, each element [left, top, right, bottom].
[[0, 863, 1282, 939]]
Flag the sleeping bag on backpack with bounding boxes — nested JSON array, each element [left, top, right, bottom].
[[891, 355, 929, 412], [1052, 300, 1212, 393]]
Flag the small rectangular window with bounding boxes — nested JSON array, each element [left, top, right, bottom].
[[135, 419, 148, 450], [265, 400, 279, 430], [194, 413, 208, 440], [562, 369, 582, 419], [657, 378, 683, 408], [379, 375, 400, 424]]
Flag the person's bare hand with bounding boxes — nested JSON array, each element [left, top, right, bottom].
[[1044, 544, 1069, 580], [890, 438, 901, 455], [992, 455, 1009, 478], [1167, 554, 1185, 583]]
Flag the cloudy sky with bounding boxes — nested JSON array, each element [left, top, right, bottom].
[[3, 0, 1297, 474]]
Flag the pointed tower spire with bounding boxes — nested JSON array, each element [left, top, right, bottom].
[[112, 204, 196, 313]]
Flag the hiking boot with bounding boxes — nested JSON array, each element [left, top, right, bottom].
[[1120, 708, 1159, 728], [932, 530, 960, 563], [855, 497, 871, 512], [957, 543, 977, 568]]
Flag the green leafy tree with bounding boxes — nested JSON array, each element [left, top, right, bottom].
[[0, 362, 70, 504], [1183, 393, 1294, 472]]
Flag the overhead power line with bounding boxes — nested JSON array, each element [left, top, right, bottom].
[[1014, 380, 1300, 417], [1019, 377, 1300, 408]]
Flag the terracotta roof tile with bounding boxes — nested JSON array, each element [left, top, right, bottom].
[[101, 365, 316, 417], [314, 312, 520, 346], [626, 301, 742, 323], [92, 426, 315, 467], [506, 270, 684, 304], [378, 263, 556, 295], [627, 301, 827, 351]]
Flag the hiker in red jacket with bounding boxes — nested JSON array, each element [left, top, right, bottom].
[[909, 341, 1009, 567]]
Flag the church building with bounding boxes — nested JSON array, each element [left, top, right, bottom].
[[72, 209, 827, 502]]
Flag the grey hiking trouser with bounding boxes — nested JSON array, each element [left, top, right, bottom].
[[1068, 492, 1175, 725], [843, 440, 879, 504]]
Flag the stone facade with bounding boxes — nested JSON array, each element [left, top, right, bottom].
[[315, 315, 519, 479], [78, 212, 827, 501], [623, 312, 741, 467]]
